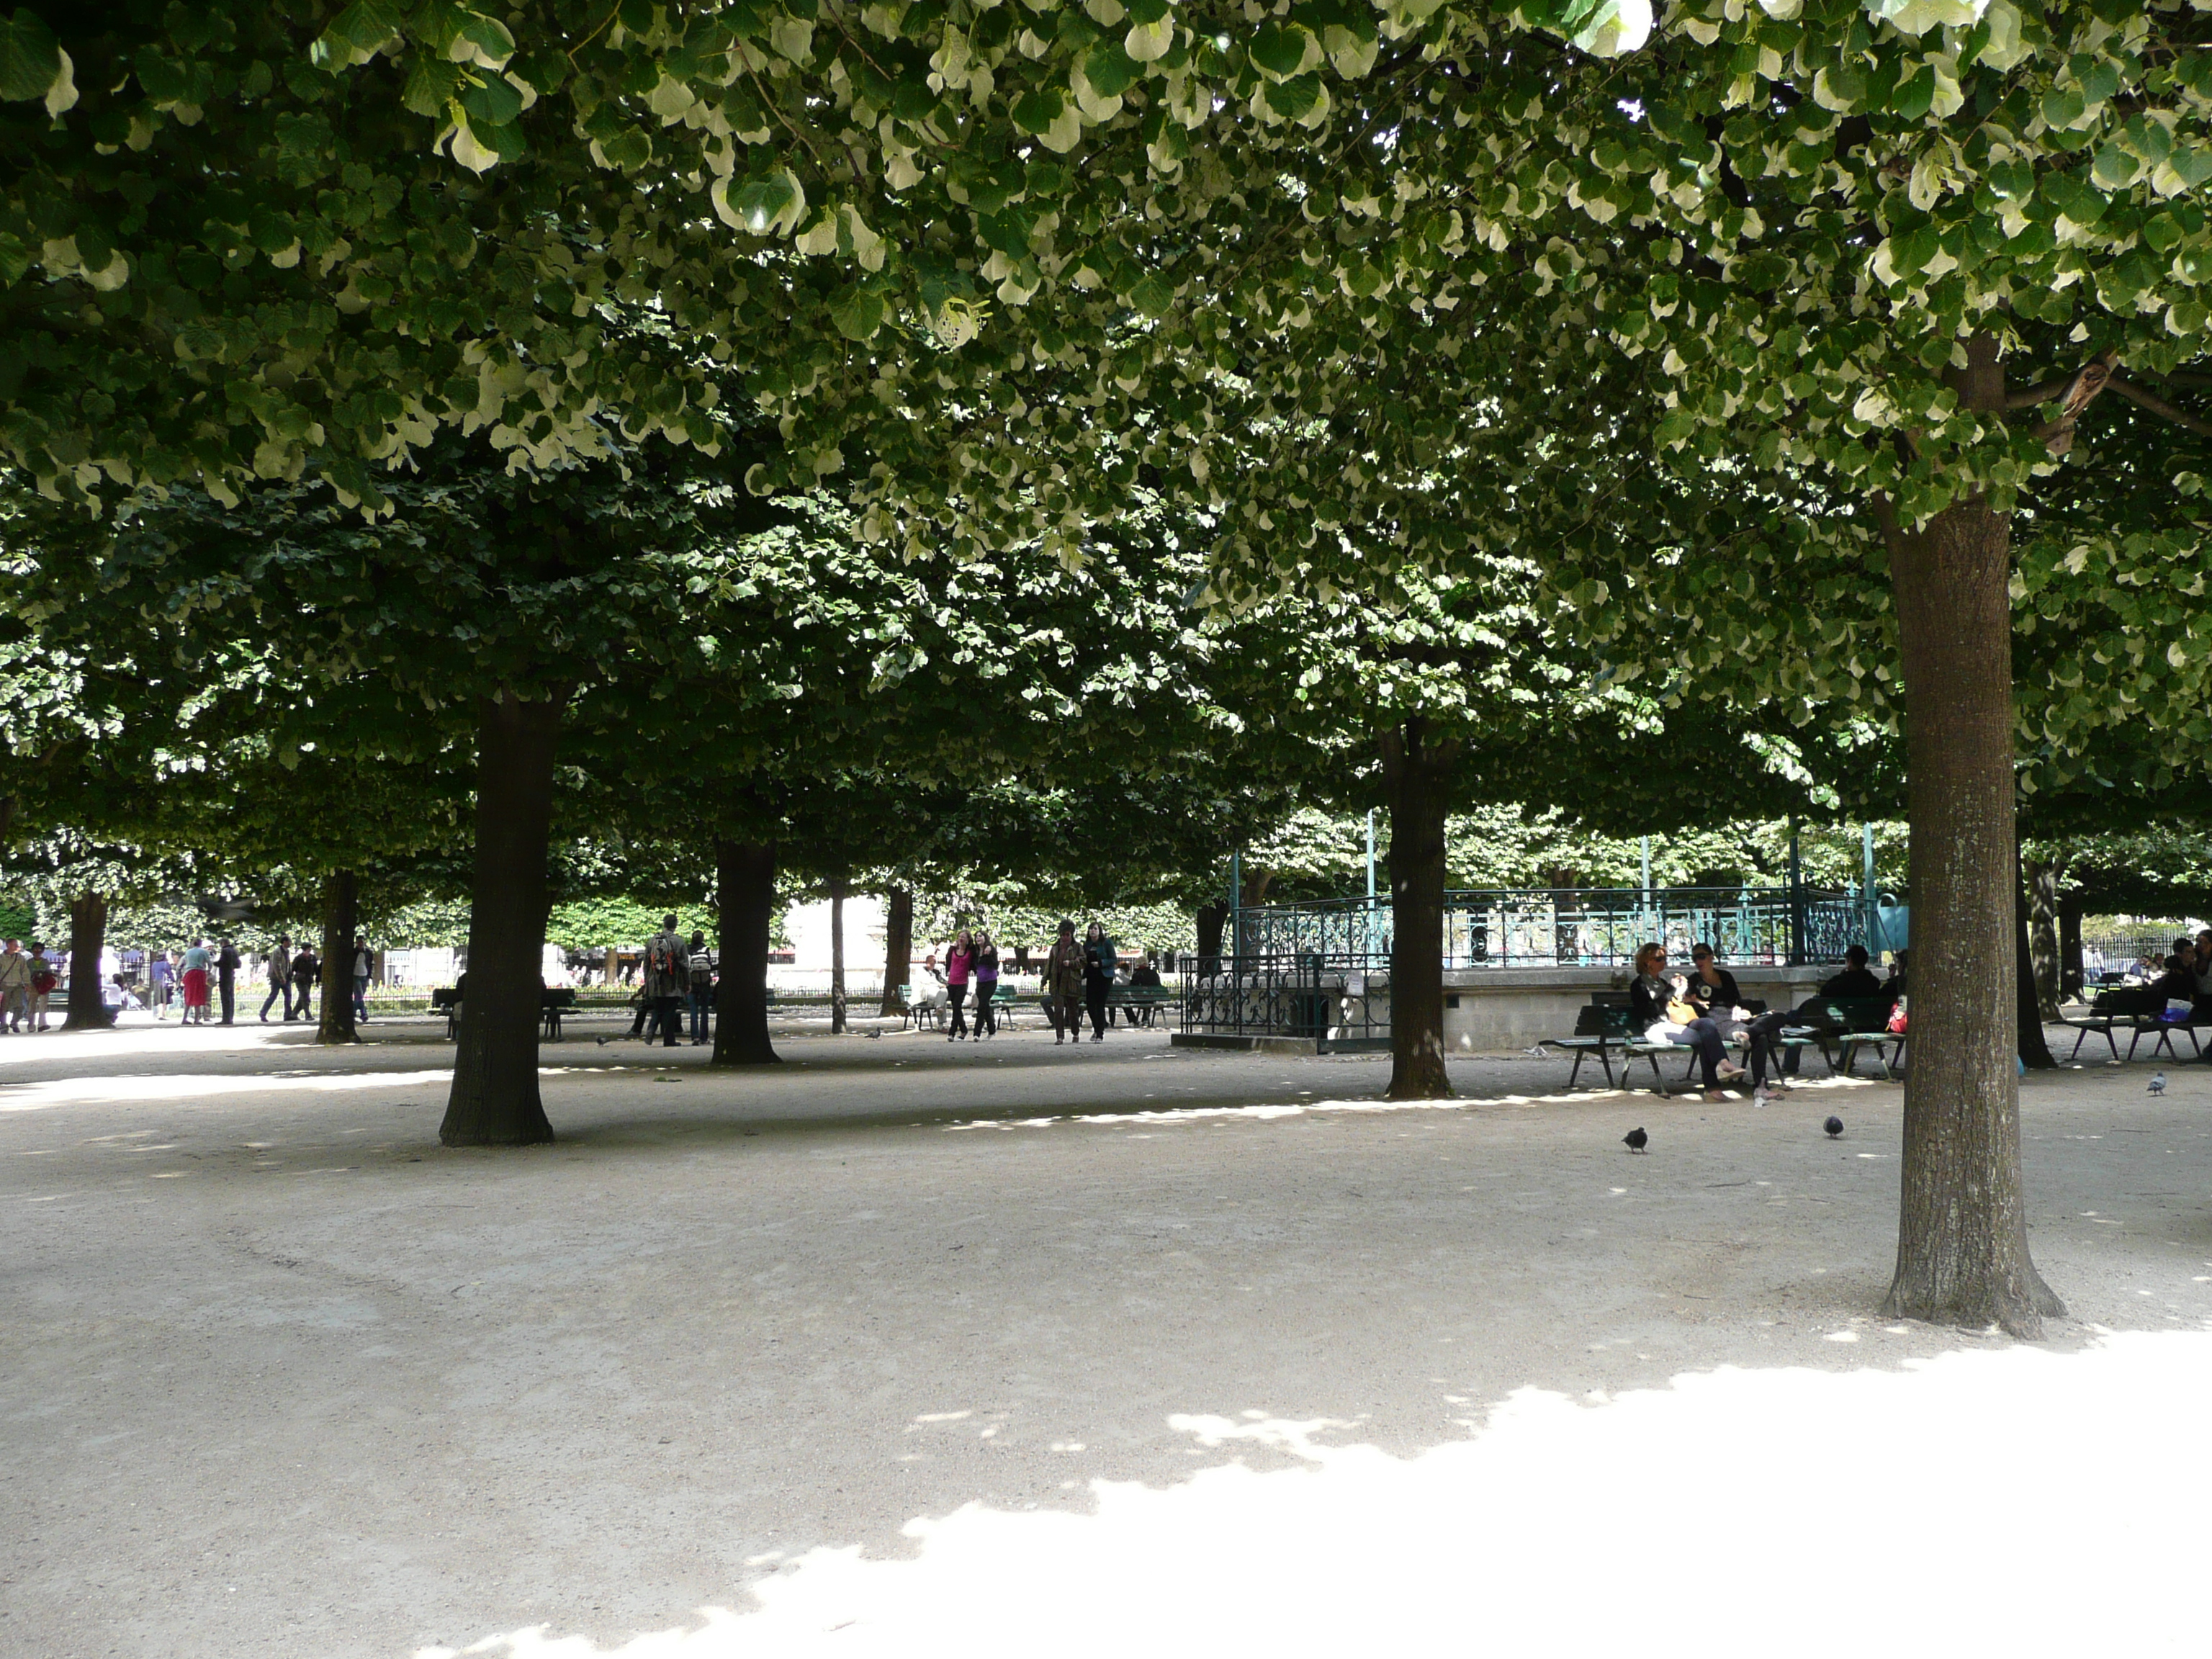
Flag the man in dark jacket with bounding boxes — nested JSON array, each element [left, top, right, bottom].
[[291, 943, 320, 1022], [1817, 945, 1885, 1001]]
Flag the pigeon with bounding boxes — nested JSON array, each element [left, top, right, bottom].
[[2148, 1071, 2167, 1096], [1824, 1115, 1844, 1139], [1622, 1127, 1649, 1154]]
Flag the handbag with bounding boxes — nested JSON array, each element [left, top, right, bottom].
[[1665, 997, 1700, 1025]]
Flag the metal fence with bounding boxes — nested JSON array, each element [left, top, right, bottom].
[[1178, 953, 1392, 1052], [1231, 887, 1871, 970]]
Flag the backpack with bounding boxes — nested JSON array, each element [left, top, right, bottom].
[[689, 950, 714, 987], [648, 938, 681, 984]]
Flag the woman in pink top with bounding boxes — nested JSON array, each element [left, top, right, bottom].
[[945, 930, 975, 1042]]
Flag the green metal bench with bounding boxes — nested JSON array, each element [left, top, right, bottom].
[[1786, 996, 1904, 1078]]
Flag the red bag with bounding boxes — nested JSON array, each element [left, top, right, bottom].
[[1886, 1004, 1907, 1034]]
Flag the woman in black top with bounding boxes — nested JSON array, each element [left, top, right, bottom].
[[1082, 922, 1115, 1042], [1629, 943, 1738, 1099], [1688, 943, 1789, 1098]]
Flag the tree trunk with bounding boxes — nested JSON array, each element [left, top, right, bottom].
[[60, 890, 112, 1030], [2024, 855, 2062, 1020], [2016, 877, 2056, 1071], [1195, 900, 1228, 972], [1880, 347, 2062, 1336], [879, 886, 913, 1016], [317, 869, 359, 1044], [830, 874, 848, 1034], [1380, 717, 1460, 1100], [2059, 896, 2084, 1002], [711, 838, 779, 1066], [439, 691, 562, 1147]]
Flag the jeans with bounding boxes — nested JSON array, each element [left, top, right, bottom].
[[1663, 1017, 1727, 1088], [352, 976, 369, 1022], [219, 971, 235, 1025], [1048, 992, 1082, 1038], [1743, 1011, 1790, 1085], [294, 980, 315, 1020], [261, 981, 291, 1020], [1084, 980, 1108, 1038], [947, 982, 968, 1038], [651, 994, 683, 1046], [974, 981, 997, 1035], [689, 988, 712, 1041]]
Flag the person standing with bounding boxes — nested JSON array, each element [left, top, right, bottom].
[[642, 914, 690, 1049], [351, 938, 372, 1025], [148, 949, 176, 1020], [179, 939, 213, 1025], [1044, 921, 1085, 1045], [216, 937, 240, 1025], [686, 930, 715, 1046], [261, 935, 293, 1022], [0, 939, 30, 1033], [26, 943, 58, 1032], [971, 930, 1000, 1038], [945, 929, 975, 1042], [291, 940, 320, 1022], [1082, 922, 1115, 1042]]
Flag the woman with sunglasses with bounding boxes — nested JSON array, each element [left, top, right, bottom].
[[1629, 942, 1742, 1101]]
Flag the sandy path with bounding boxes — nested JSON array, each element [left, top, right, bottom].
[[2, 1020, 2207, 1655]]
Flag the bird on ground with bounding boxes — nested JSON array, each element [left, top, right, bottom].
[[1623, 1127, 1649, 1154], [1824, 1115, 1844, 1139], [2148, 1071, 2167, 1096]]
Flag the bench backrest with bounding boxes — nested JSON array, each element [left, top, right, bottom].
[[2092, 986, 2164, 1016], [1573, 1004, 1634, 1037], [1799, 996, 1890, 1033]]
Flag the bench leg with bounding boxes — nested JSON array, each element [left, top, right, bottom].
[[2066, 1026, 2089, 1063], [1646, 1052, 1670, 1098], [1565, 1049, 1586, 1090]]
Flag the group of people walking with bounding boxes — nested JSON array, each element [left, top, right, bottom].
[[925, 922, 1162, 1043], [0, 939, 60, 1033]]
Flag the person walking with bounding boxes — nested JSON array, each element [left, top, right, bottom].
[[1044, 921, 1085, 1044], [686, 930, 715, 1046], [291, 940, 320, 1022], [351, 938, 373, 1025], [26, 943, 58, 1032], [1082, 922, 1116, 1042], [216, 937, 240, 1025], [971, 930, 1000, 1038], [260, 935, 293, 1022], [642, 914, 690, 1049], [0, 939, 30, 1033], [179, 939, 213, 1025], [945, 929, 975, 1042]]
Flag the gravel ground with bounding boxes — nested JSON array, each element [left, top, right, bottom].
[[2, 1016, 2208, 1657]]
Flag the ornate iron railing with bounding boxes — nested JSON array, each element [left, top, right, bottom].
[[1230, 888, 1873, 969], [1178, 953, 1392, 1051]]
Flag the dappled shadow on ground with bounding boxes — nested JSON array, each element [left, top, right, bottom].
[[422, 1329, 2211, 1658]]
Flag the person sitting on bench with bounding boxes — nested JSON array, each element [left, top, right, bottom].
[[1686, 942, 1791, 1102], [1818, 945, 1884, 1000], [1630, 943, 1742, 1100]]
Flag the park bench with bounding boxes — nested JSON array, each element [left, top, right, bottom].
[[431, 985, 578, 1042], [2059, 985, 2198, 1063], [1543, 997, 1827, 1094], [1786, 996, 1904, 1079]]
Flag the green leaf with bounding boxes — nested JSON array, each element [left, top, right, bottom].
[[1890, 64, 1934, 121], [1083, 40, 1141, 98], [1010, 87, 1066, 137], [830, 286, 886, 340], [1249, 22, 1310, 78], [0, 8, 61, 102], [459, 71, 523, 127]]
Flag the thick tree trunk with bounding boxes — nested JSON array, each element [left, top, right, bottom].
[[61, 890, 112, 1030], [879, 886, 913, 1017], [2059, 896, 2084, 1002], [439, 691, 562, 1147], [1381, 718, 1460, 1100], [318, 869, 359, 1044], [1880, 359, 2062, 1334], [1195, 901, 1228, 972], [830, 875, 848, 1034], [711, 839, 779, 1066], [2024, 855, 2062, 1020]]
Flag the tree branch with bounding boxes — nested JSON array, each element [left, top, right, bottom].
[[2106, 370, 2212, 439]]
